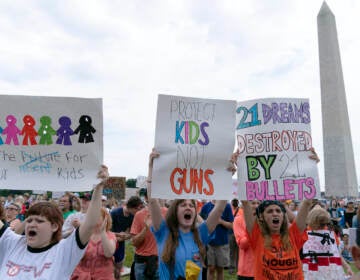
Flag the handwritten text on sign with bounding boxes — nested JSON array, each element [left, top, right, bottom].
[[0, 95, 103, 191], [152, 95, 236, 200], [236, 98, 320, 200]]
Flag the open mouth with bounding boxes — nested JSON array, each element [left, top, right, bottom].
[[28, 230, 37, 237], [184, 213, 192, 220], [272, 218, 280, 225]]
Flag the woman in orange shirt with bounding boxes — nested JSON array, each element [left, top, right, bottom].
[[233, 200, 259, 280], [242, 199, 313, 280]]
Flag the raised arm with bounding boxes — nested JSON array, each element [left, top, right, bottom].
[[292, 148, 321, 231], [100, 218, 116, 258], [241, 200, 256, 234], [78, 165, 109, 245], [283, 202, 296, 224], [0, 204, 4, 231], [147, 148, 163, 231], [295, 199, 314, 232], [206, 200, 227, 234]]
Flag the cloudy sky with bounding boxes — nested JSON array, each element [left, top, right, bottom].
[[0, 0, 359, 190]]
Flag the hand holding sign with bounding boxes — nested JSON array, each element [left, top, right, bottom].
[[236, 98, 320, 201]]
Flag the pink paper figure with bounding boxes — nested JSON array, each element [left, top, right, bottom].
[[21, 115, 38, 146], [2, 115, 21, 145], [56, 116, 74, 146]]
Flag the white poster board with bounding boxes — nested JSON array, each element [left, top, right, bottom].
[[152, 94, 236, 199], [236, 98, 320, 200], [0, 95, 103, 191]]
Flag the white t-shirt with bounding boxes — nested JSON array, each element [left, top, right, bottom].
[[62, 212, 86, 238], [0, 227, 86, 279]]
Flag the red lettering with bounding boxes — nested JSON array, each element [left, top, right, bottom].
[[170, 168, 214, 195]]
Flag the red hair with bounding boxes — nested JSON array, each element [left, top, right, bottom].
[[26, 201, 63, 244]]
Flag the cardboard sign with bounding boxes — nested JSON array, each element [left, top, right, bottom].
[[0, 95, 103, 191], [236, 98, 320, 200], [152, 94, 236, 199]]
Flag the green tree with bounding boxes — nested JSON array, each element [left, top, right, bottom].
[[126, 178, 137, 188]]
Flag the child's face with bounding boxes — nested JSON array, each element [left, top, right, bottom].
[[177, 200, 196, 231], [25, 215, 58, 248], [262, 205, 284, 234]]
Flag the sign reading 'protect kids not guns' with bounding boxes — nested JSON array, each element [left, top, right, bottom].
[[236, 98, 320, 201], [152, 94, 236, 200], [0, 95, 103, 191]]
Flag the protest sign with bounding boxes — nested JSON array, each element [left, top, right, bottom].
[[236, 98, 320, 200], [152, 94, 236, 199], [0, 95, 103, 191]]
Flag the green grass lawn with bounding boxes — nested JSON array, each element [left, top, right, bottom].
[[121, 241, 358, 280]]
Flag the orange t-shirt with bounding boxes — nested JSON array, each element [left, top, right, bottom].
[[248, 222, 308, 280], [233, 211, 254, 277], [130, 207, 167, 256]]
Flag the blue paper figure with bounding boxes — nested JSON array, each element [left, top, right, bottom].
[[0, 126, 3, 145], [56, 116, 73, 146]]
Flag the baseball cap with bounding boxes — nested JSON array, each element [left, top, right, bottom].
[[79, 192, 92, 201], [256, 200, 286, 218]]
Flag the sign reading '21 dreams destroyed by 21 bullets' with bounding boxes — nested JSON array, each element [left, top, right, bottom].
[[0, 95, 103, 191], [152, 94, 236, 200], [236, 98, 320, 200]]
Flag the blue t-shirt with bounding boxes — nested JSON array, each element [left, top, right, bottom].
[[200, 202, 234, 245], [152, 220, 209, 280], [111, 207, 134, 233]]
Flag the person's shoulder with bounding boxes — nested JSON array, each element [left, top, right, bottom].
[[111, 206, 123, 215], [135, 207, 148, 217], [202, 201, 212, 209]]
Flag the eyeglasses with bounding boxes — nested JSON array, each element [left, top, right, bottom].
[[6, 207, 19, 211]]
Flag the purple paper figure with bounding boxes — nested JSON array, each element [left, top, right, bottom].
[[2, 115, 21, 145], [73, 115, 96, 143], [21, 115, 38, 146], [0, 126, 3, 145], [56, 116, 74, 146], [38, 116, 56, 145]]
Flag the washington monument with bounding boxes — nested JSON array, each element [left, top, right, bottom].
[[317, 2, 358, 197]]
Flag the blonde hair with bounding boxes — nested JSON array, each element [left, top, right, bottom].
[[306, 207, 331, 230]]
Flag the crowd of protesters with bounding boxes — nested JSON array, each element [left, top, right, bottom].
[[1, 150, 360, 279]]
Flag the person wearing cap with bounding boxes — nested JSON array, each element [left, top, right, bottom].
[[242, 199, 314, 280], [62, 192, 92, 238], [238, 147, 321, 280]]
